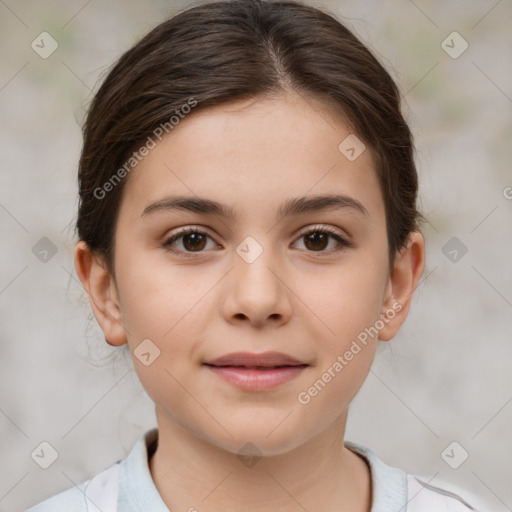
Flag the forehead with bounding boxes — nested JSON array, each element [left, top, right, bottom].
[[119, 94, 384, 224]]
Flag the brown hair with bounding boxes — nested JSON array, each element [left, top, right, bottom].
[[76, 0, 421, 275]]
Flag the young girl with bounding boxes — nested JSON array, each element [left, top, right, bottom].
[[27, 0, 476, 510]]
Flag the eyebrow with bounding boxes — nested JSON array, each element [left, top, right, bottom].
[[141, 193, 368, 221]]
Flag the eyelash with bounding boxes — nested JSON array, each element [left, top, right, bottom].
[[162, 225, 351, 259]]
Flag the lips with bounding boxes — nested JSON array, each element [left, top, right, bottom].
[[203, 351, 308, 391], [204, 351, 306, 368]]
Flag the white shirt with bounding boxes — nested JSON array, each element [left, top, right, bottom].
[[26, 428, 476, 511]]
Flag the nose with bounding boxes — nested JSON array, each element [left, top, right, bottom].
[[221, 242, 293, 328]]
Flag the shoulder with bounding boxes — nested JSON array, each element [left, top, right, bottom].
[[25, 429, 156, 512], [25, 480, 89, 512], [25, 462, 123, 512], [345, 441, 477, 512], [406, 475, 476, 511]]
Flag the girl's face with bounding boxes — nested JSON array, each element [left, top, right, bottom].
[[78, 93, 422, 456]]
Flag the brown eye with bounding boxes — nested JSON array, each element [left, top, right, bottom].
[[293, 227, 350, 254], [182, 232, 207, 251], [163, 227, 217, 256], [304, 231, 329, 251]]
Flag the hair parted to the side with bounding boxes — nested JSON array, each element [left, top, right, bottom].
[[76, 0, 422, 276]]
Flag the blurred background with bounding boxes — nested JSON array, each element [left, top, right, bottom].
[[1, 1, 511, 511]]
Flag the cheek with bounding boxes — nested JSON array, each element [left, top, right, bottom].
[[116, 250, 209, 340], [293, 264, 384, 422], [118, 261, 213, 430], [294, 252, 388, 345], [291, 254, 386, 406], [116, 255, 218, 395]]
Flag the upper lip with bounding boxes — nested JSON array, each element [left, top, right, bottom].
[[204, 351, 307, 367]]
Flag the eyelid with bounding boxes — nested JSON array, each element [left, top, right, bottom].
[[166, 224, 216, 239], [164, 224, 349, 241], [296, 223, 349, 240]]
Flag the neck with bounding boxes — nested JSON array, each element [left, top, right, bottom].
[[149, 407, 372, 512]]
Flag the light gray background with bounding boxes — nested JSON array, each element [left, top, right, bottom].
[[1, 1, 511, 511]]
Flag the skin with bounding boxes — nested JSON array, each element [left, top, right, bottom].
[[75, 93, 424, 512]]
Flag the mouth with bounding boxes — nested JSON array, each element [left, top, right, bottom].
[[203, 351, 308, 391]]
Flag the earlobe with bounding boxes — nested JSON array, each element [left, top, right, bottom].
[[378, 231, 425, 341], [74, 240, 127, 347]]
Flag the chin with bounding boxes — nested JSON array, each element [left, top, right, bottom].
[[205, 415, 310, 458]]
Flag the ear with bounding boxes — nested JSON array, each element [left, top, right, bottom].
[[378, 231, 425, 341], [74, 240, 127, 346]]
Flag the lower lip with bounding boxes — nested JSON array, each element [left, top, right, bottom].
[[204, 365, 307, 391]]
